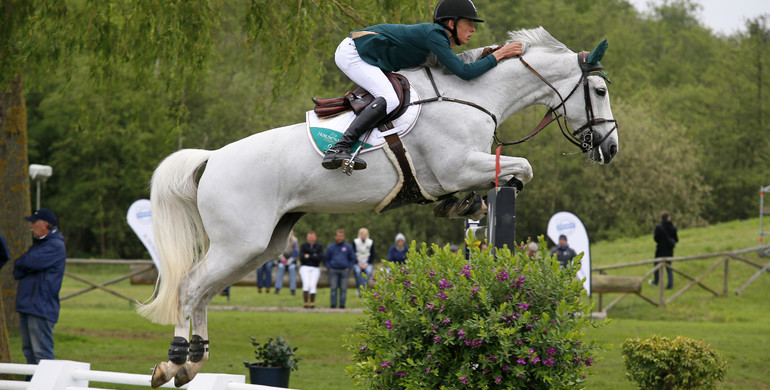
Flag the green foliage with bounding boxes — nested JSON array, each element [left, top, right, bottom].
[[248, 335, 301, 371], [620, 335, 727, 390], [345, 241, 603, 389]]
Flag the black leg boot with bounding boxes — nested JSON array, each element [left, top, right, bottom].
[[322, 97, 388, 170]]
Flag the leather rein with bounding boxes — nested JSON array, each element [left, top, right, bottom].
[[411, 51, 618, 154]]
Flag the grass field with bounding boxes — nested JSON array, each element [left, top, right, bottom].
[[6, 218, 770, 389]]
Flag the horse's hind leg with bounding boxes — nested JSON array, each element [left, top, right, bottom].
[[174, 309, 209, 387], [150, 322, 191, 388]]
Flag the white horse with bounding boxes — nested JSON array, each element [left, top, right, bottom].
[[140, 27, 619, 387]]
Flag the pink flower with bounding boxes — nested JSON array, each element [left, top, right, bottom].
[[385, 320, 393, 329], [438, 278, 452, 289], [460, 377, 469, 384]]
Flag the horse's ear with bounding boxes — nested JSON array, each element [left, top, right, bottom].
[[586, 38, 608, 66]]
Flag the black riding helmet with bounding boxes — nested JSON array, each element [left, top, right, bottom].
[[434, 0, 485, 46]]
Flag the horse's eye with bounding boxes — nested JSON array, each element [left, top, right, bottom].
[[595, 87, 607, 97]]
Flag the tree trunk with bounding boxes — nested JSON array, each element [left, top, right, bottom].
[[0, 72, 32, 363]]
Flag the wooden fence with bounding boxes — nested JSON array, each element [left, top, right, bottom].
[[591, 245, 770, 313]]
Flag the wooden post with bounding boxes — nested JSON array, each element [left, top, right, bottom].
[[723, 257, 729, 296], [658, 263, 665, 306]]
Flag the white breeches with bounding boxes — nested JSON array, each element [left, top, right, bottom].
[[299, 265, 321, 294], [335, 37, 399, 114]]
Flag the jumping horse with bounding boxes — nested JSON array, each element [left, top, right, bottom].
[[139, 27, 619, 387]]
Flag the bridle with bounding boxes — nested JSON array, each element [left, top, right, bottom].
[[411, 50, 617, 154], [498, 51, 618, 153]]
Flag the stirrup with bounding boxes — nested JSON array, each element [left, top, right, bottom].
[[342, 156, 367, 175]]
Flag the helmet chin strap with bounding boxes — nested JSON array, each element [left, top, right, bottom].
[[448, 18, 462, 46]]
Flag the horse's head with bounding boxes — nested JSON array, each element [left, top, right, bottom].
[[561, 39, 619, 164]]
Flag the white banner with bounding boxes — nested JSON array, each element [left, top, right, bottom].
[[127, 199, 161, 275], [547, 211, 591, 296]]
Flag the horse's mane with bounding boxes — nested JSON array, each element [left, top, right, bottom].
[[421, 26, 572, 74]]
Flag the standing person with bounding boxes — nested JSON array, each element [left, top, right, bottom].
[[321, 0, 524, 171], [324, 229, 356, 309], [388, 233, 409, 264], [13, 209, 66, 364], [550, 235, 577, 268], [275, 231, 299, 295], [526, 241, 539, 259], [652, 211, 678, 289], [299, 231, 324, 308], [256, 259, 274, 294], [353, 227, 375, 298]]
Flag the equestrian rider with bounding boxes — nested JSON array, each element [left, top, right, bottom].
[[322, 0, 524, 171]]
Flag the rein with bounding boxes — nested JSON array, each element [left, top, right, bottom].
[[410, 51, 617, 154], [498, 52, 618, 153], [410, 67, 498, 128]]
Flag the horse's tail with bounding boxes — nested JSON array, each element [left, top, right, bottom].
[[137, 149, 212, 325]]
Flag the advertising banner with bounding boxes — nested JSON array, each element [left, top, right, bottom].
[[127, 199, 161, 275], [547, 211, 591, 295]]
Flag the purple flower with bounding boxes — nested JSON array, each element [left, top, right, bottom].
[[403, 280, 412, 288], [433, 336, 442, 343], [584, 357, 594, 367], [396, 371, 406, 377], [373, 292, 380, 299], [460, 264, 472, 278], [385, 320, 393, 329], [543, 357, 555, 367], [429, 269, 436, 278], [458, 329, 466, 337], [464, 339, 483, 348], [441, 317, 451, 324], [495, 269, 509, 281], [437, 292, 448, 300], [546, 347, 557, 356], [518, 373, 526, 378], [439, 278, 452, 289], [525, 324, 533, 330], [488, 354, 497, 362], [495, 377, 502, 383], [425, 367, 431, 374], [378, 306, 386, 313], [531, 356, 541, 364], [381, 361, 391, 368], [469, 286, 480, 297], [517, 358, 527, 365], [359, 345, 368, 351], [502, 365, 509, 372], [460, 377, 469, 384], [517, 302, 530, 310], [426, 302, 435, 310]]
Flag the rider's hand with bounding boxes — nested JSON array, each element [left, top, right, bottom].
[[493, 41, 524, 61]]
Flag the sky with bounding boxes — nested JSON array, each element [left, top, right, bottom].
[[626, 0, 770, 35]]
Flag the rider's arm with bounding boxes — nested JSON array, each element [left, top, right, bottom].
[[426, 28, 497, 81]]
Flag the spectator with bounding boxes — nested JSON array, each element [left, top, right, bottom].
[[324, 229, 356, 309], [256, 259, 274, 294], [388, 233, 409, 264], [275, 231, 299, 295], [651, 211, 678, 289], [449, 244, 459, 254], [0, 232, 10, 270], [14, 209, 66, 364], [550, 235, 577, 268], [299, 231, 324, 308], [353, 227, 375, 298], [526, 241, 539, 259]]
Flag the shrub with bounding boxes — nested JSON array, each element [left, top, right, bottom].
[[621, 335, 727, 389], [248, 336, 301, 370], [345, 239, 603, 389]]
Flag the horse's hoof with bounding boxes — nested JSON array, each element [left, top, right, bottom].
[[457, 192, 482, 217], [174, 364, 193, 387], [467, 200, 488, 221], [433, 197, 458, 217], [151, 363, 175, 388]]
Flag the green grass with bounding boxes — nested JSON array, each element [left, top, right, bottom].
[[6, 218, 770, 389]]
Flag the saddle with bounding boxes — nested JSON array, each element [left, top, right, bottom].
[[312, 73, 411, 129]]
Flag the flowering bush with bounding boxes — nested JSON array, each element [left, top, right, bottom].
[[345, 239, 602, 389], [621, 335, 727, 389]]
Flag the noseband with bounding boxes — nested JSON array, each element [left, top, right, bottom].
[[496, 51, 618, 153]]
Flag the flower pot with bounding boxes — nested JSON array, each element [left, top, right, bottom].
[[243, 362, 291, 388]]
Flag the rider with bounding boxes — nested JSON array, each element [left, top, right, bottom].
[[322, 0, 524, 171]]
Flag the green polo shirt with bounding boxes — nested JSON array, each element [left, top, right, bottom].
[[352, 23, 497, 81]]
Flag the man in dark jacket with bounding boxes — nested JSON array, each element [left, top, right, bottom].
[[324, 229, 356, 309], [652, 211, 678, 289], [14, 208, 66, 364], [550, 235, 577, 268], [298, 231, 324, 308]]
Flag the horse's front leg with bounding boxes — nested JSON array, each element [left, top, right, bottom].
[[443, 151, 533, 192]]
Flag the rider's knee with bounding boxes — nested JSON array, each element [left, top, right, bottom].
[[381, 92, 400, 115]]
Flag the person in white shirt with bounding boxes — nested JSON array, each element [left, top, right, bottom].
[[353, 227, 375, 298]]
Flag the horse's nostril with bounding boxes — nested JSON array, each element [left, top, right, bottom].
[[609, 144, 617, 157]]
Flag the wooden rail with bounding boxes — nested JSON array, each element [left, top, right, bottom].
[[591, 245, 770, 313], [63, 259, 155, 304]]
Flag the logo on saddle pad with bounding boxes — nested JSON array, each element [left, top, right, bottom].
[[310, 126, 375, 154]]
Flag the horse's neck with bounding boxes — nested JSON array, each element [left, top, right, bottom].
[[428, 49, 580, 124]]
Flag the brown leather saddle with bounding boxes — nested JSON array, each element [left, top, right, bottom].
[[312, 73, 411, 129]]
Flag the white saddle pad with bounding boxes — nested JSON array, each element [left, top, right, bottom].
[[306, 85, 421, 156]]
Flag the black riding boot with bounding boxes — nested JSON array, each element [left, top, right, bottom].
[[322, 97, 388, 170]]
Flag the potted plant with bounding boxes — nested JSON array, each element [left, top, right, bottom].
[[243, 336, 301, 388]]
